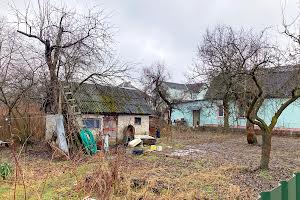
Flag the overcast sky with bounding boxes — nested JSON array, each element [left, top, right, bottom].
[[0, 0, 299, 83]]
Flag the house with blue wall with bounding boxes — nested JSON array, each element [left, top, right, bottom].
[[160, 82, 205, 120], [171, 68, 300, 131]]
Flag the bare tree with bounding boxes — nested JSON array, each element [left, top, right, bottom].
[[12, 0, 127, 114], [227, 28, 275, 145], [245, 67, 300, 169], [234, 9, 300, 169], [195, 24, 300, 169], [196, 25, 276, 144], [142, 62, 175, 124], [196, 25, 249, 131], [232, 27, 300, 169], [0, 19, 40, 138]]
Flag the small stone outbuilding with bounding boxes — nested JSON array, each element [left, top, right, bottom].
[[68, 82, 152, 143]]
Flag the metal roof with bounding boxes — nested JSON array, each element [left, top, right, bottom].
[[205, 66, 300, 100]]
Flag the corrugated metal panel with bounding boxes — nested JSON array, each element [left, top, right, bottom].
[[258, 172, 300, 200]]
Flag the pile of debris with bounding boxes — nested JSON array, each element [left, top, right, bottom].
[[128, 135, 162, 155]]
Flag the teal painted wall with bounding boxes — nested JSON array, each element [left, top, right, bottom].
[[172, 98, 300, 129]]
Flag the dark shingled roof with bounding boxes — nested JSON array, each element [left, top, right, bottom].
[[261, 68, 299, 98], [118, 81, 136, 89], [163, 82, 187, 90], [205, 66, 300, 100], [163, 82, 204, 92], [186, 83, 205, 93], [204, 77, 227, 100], [68, 83, 152, 115]]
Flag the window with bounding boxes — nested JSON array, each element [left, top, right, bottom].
[[134, 117, 142, 125], [218, 105, 224, 117], [83, 118, 100, 129]]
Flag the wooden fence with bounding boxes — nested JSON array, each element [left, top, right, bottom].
[[259, 172, 300, 200], [0, 104, 45, 141]]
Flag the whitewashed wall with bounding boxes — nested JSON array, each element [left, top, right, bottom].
[[117, 115, 149, 137], [76, 114, 150, 142]]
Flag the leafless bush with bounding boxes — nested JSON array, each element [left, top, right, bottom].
[[80, 168, 114, 199], [77, 148, 125, 199]]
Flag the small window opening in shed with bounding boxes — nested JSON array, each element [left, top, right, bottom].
[[134, 117, 142, 125], [83, 118, 101, 129]]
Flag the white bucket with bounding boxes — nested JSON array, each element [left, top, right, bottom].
[[157, 146, 162, 151]]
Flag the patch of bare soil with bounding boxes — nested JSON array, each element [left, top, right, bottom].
[[165, 132, 300, 199]]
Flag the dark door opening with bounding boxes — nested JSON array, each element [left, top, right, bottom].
[[193, 110, 200, 127]]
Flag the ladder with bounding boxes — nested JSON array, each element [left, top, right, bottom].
[[61, 83, 83, 151], [62, 84, 81, 115]]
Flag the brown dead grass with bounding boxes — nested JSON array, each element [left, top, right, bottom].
[[0, 127, 299, 199]]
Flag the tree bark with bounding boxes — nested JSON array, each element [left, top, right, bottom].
[[246, 119, 257, 144], [48, 69, 59, 113], [8, 108, 13, 137], [45, 39, 59, 114], [223, 97, 230, 131], [260, 130, 271, 170], [168, 107, 171, 124]]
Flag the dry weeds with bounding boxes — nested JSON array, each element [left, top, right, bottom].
[[0, 128, 299, 199]]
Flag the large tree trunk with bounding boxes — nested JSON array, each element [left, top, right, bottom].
[[246, 119, 257, 144], [48, 69, 59, 114], [260, 130, 272, 170], [223, 98, 230, 131], [45, 40, 59, 114]]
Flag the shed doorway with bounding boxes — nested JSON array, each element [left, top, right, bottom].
[[124, 125, 135, 139], [123, 125, 135, 144], [193, 110, 200, 127]]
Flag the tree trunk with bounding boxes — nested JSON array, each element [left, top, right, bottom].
[[260, 130, 272, 170], [49, 71, 59, 114], [223, 98, 230, 131], [167, 106, 172, 125], [45, 40, 59, 114], [8, 108, 13, 137], [246, 119, 257, 144]]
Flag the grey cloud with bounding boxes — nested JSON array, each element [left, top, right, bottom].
[[0, 0, 299, 83]]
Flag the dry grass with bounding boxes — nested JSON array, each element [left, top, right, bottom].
[[0, 127, 299, 199]]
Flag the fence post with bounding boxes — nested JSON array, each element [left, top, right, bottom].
[[296, 173, 300, 200], [260, 191, 271, 200], [280, 180, 288, 200]]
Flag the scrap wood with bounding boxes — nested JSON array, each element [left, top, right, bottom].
[[48, 142, 70, 160]]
